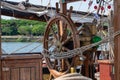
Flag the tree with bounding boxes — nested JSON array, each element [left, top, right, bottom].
[[1, 19, 47, 36], [32, 24, 46, 36], [18, 25, 32, 36], [2, 27, 13, 35], [1, 19, 18, 35]]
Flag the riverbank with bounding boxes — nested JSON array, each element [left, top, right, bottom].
[[1, 35, 44, 42]]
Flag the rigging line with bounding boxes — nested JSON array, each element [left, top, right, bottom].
[[87, 0, 93, 11], [75, 1, 82, 17], [10, 38, 42, 54], [45, 0, 51, 10], [73, 1, 82, 23], [43, 0, 53, 22], [43, 15, 49, 22], [49, 0, 55, 17], [28, 44, 42, 53], [104, 0, 112, 5], [108, 43, 114, 61], [11, 8, 16, 19], [107, 19, 114, 61], [43, 0, 52, 22], [40, 0, 42, 4], [77, 1, 82, 10], [74, 9, 96, 23]]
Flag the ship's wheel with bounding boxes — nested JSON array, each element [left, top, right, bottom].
[[43, 13, 80, 78]]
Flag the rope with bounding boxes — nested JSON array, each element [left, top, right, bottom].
[[88, 0, 93, 10], [74, 10, 97, 23], [43, 0, 52, 22], [42, 30, 120, 59], [74, 1, 82, 18]]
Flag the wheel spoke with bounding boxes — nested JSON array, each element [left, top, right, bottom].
[[60, 23, 68, 42], [51, 26, 58, 40], [62, 36, 72, 45], [55, 21, 61, 41], [45, 37, 54, 49], [48, 41, 54, 49]]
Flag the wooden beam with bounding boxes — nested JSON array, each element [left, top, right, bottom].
[[1, 8, 49, 21], [114, 0, 120, 80]]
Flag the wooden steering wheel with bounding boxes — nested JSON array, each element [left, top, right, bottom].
[[43, 13, 80, 79]]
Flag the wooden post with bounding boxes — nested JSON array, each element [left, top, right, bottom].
[[0, 1, 2, 79], [59, 1, 67, 15], [59, 0, 67, 36], [59, 0, 67, 71], [114, 0, 120, 80]]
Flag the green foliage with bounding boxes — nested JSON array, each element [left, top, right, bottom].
[[2, 27, 13, 35], [32, 24, 46, 36], [18, 25, 32, 36], [1, 19, 47, 36]]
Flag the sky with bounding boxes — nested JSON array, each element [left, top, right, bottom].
[[1, 0, 113, 19]]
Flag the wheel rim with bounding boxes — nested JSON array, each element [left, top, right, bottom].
[[43, 13, 80, 78]]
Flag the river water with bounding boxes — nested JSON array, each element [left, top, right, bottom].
[[2, 42, 43, 54], [1, 42, 108, 55]]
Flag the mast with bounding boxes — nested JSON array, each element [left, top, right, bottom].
[[114, 0, 120, 80]]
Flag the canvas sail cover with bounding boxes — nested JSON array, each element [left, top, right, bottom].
[[1, 1, 48, 17]]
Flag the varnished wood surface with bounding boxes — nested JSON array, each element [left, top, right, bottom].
[[114, 0, 120, 80], [1, 54, 43, 80], [0, 60, 2, 80]]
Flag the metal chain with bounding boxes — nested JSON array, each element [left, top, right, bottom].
[[42, 30, 120, 59]]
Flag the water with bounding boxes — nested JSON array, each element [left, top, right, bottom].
[[2, 42, 43, 54], [1, 42, 109, 55]]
